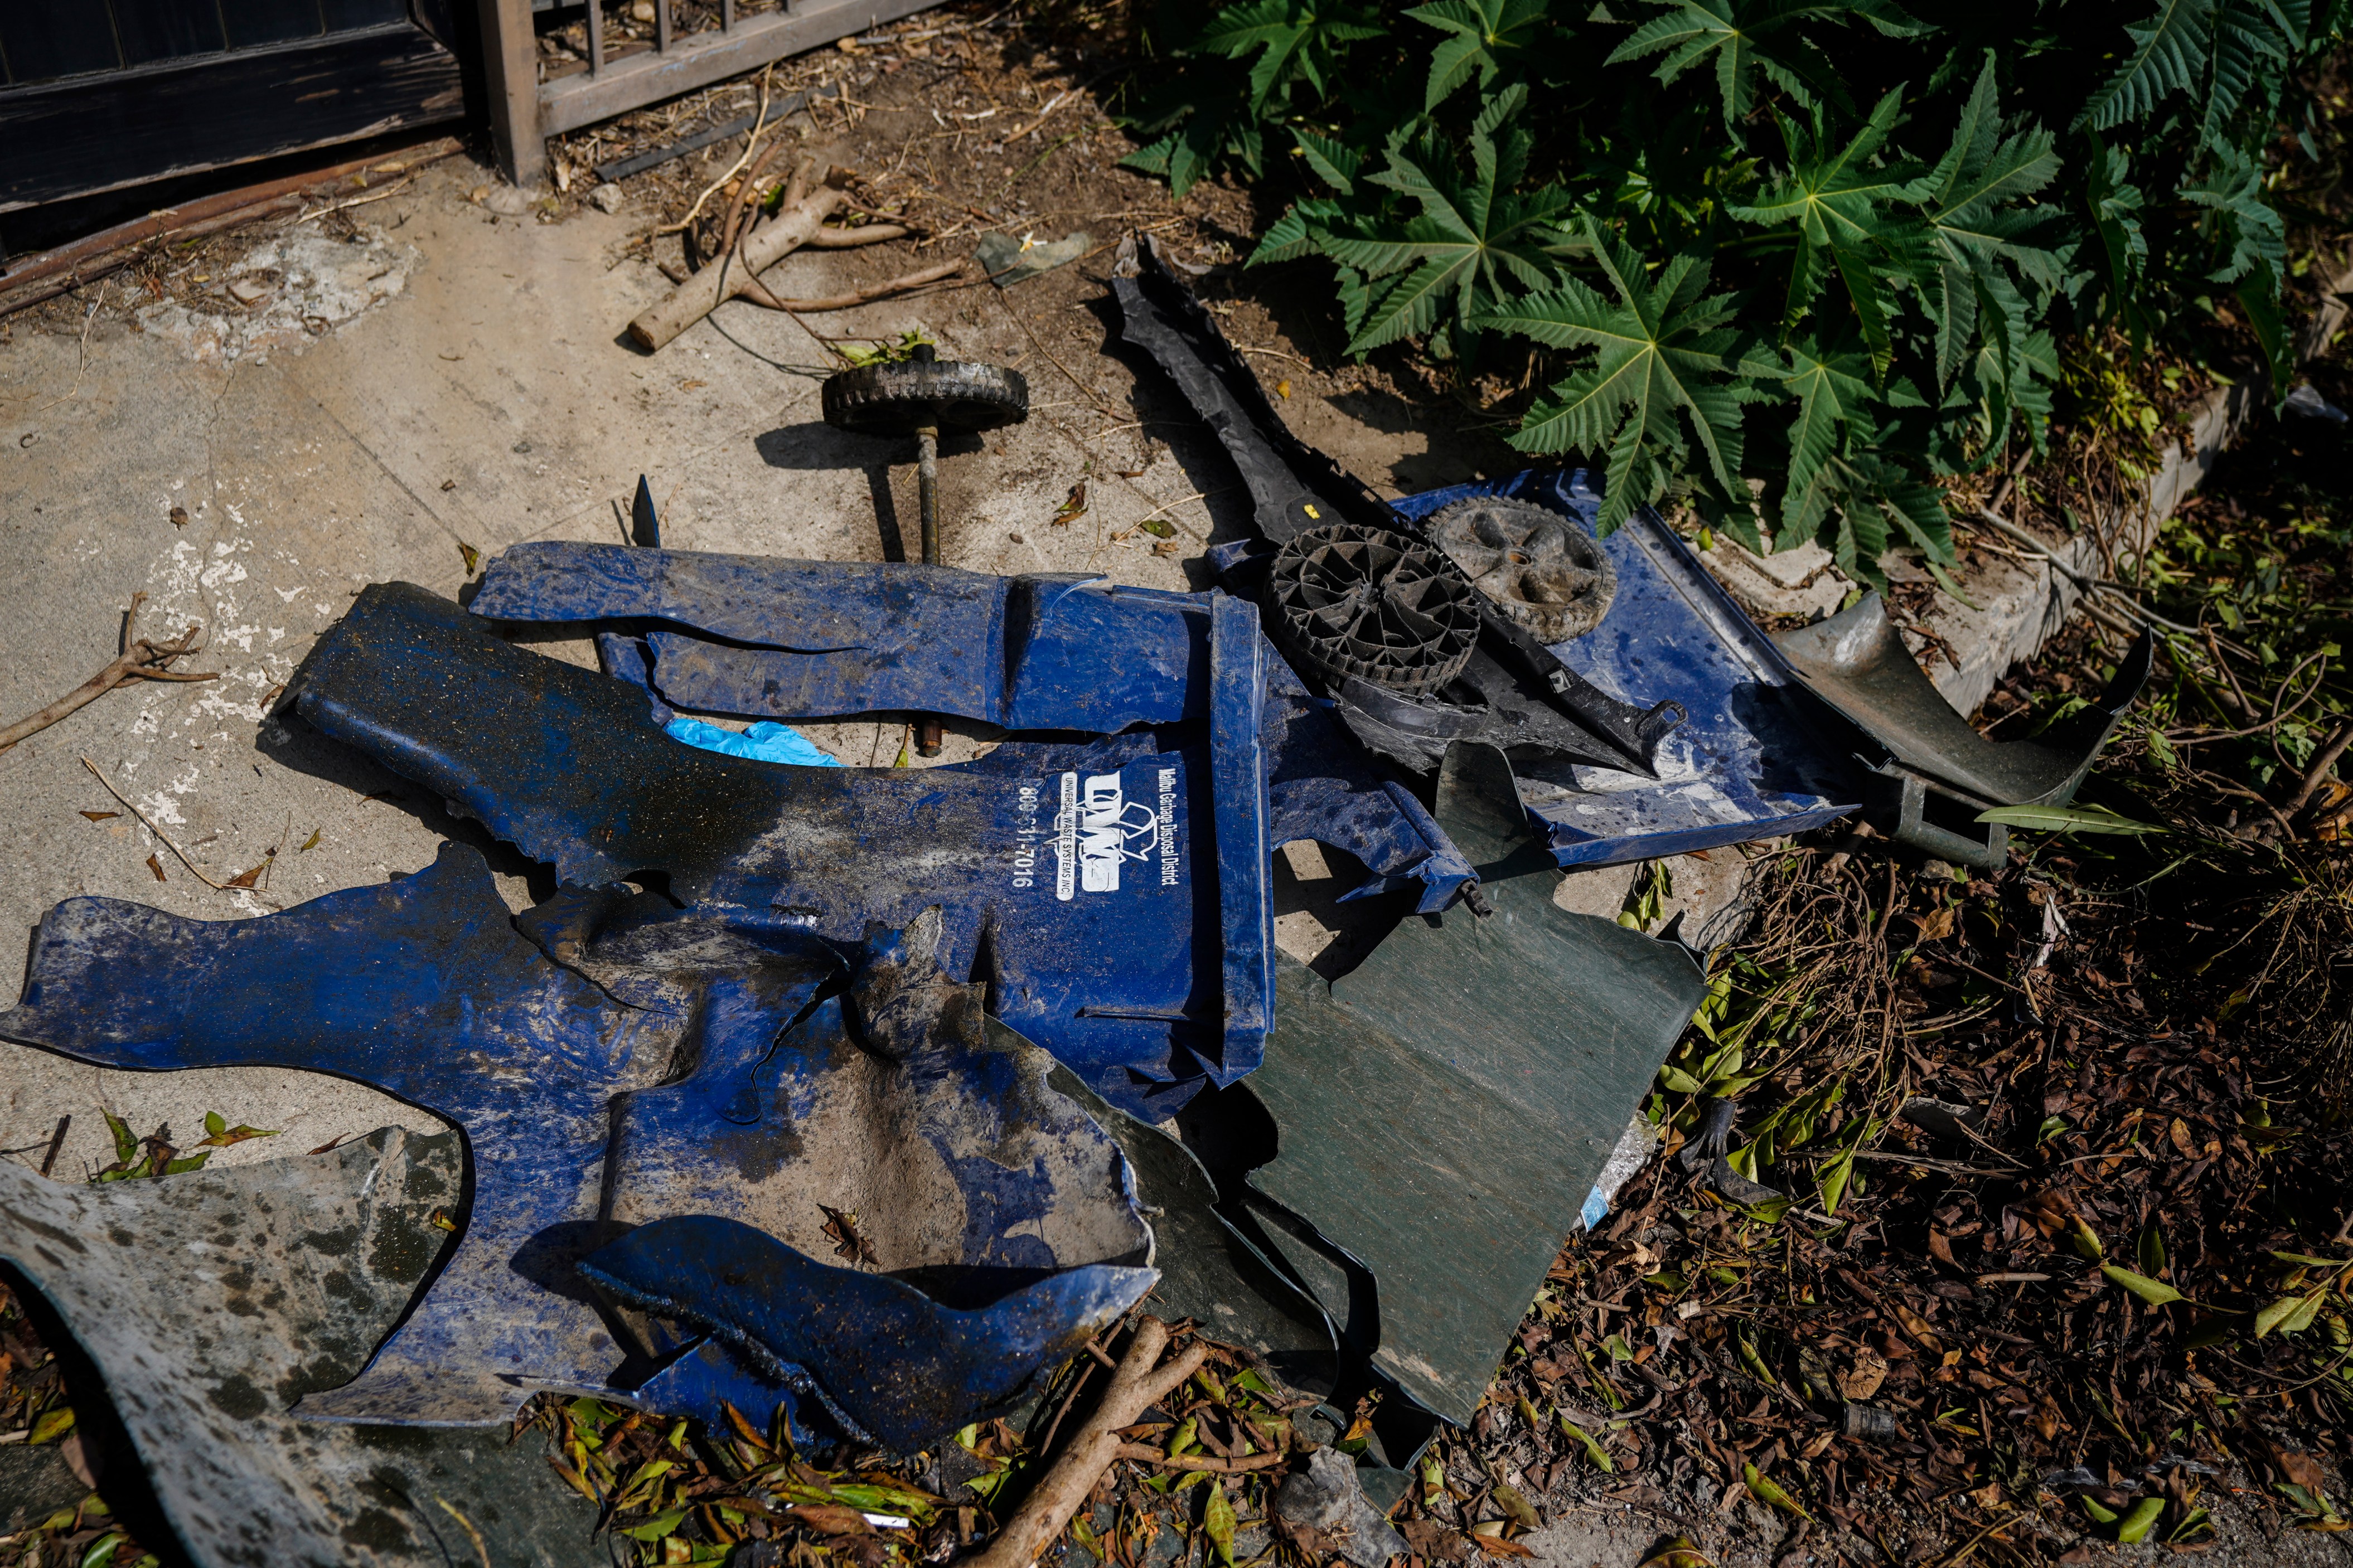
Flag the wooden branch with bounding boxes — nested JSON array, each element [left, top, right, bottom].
[[627, 168, 862, 351], [0, 594, 215, 754], [714, 137, 790, 270], [963, 1319, 1211, 1568], [801, 224, 914, 249], [2288, 721, 2353, 817], [79, 758, 229, 890], [1111, 1444, 1286, 1474], [753, 260, 967, 313]]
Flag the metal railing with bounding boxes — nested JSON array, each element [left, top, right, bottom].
[[480, 0, 936, 184]]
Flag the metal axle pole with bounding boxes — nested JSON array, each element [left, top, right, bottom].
[[916, 423, 940, 568], [916, 423, 944, 756]]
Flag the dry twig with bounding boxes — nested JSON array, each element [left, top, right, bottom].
[[79, 757, 229, 890], [963, 1318, 1209, 1568], [0, 593, 215, 755]]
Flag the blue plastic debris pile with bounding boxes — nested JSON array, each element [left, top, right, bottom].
[[0, 232, 2153, 1565]]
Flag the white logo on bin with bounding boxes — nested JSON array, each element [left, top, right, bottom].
[[1054, 770, 1160, 900]]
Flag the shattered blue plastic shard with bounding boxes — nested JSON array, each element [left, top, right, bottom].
[[475, 545, 1208, 732], [1258, 658, 1468, 912], [480, 543, 1475, 913], [287, 582, 1267, 1111], [631, 1337, 805, 1444], [1391, 471, 1859, 868], [0, 845, 1153, 1427], [563, 894, 1155, 1275], [0, 843, 668, 1426], [581, 1215, 1156, 1455]]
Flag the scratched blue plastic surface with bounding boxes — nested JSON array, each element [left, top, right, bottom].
[[583, 1216, 1154, 1454], [476, 545, 1207, 732], [292, 583, 1266, 1113], [0, 843, 1155, 1431], [1389, 470, 1858, 867], [480, 545, 1476, 912], [0, 843, 723, 1425]]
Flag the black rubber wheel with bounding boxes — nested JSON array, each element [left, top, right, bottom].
[[820, 351, 1030, 436], [1268, 523, 1481, 697], [1429, 494, 1616, 643]]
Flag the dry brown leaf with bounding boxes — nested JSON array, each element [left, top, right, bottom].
[[80, 810, 119, 822], [1892, 1301, 1944, 1352], [784, 1504, 874, 1537], [2170, 1118, 2199, 1159], [1467, 1531, 1534, 1558], [2277, 1449, 2327, 1491], [820, 1203, 878, 1266], [1838, 1348, 1889, 1401], [146, 853, 166, 882], [1928, 1229, 1957, 1267], [1915, 904, 1956, 941]]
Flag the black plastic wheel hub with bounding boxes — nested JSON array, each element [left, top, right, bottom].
[[1267, 523, 1480, 697], [1429, 494, 1616, 644]]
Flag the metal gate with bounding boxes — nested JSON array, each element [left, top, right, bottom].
[[479, 0, 935, 185], [0, 0, 467, 213]]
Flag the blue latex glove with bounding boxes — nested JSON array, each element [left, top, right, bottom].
[[665, 716, 843, 767]]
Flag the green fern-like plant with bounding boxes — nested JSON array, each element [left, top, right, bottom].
[[1476, 220, 1758, 530], [1147, 0, 2345, 591], [1302, 86, 1575, 357]]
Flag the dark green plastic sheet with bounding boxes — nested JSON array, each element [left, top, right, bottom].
[[1242, 744, 1707, 1421]]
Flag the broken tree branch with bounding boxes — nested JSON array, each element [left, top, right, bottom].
[[628, 169, 864, 351], [800, 224, 915, 249], [964, 1319, 1210, 1568], [0, 594, 216, 755], [2286, 720, 2353, 817], [1110, 1444, 1287, 1474], [755, 260, 967, 313], [79, 757, 229, 891]]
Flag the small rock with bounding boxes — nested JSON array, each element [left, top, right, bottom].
[[169, 505, 188, 528], [2284, 381, 2348, 422], [480, 185, 536, 217], [1008, 531, 1025, 543], [1274, 1450, 1407, 1568], [226, 276, 272, 304], [977, 230, 1093, 288], [589, 183, 626, 214], [630, 0, 654, 17]]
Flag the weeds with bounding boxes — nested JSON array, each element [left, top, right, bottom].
[[1117, 0, 2352, 589]]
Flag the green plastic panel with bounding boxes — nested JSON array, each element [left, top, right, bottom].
[[1243, 744, 1705, 1421]]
